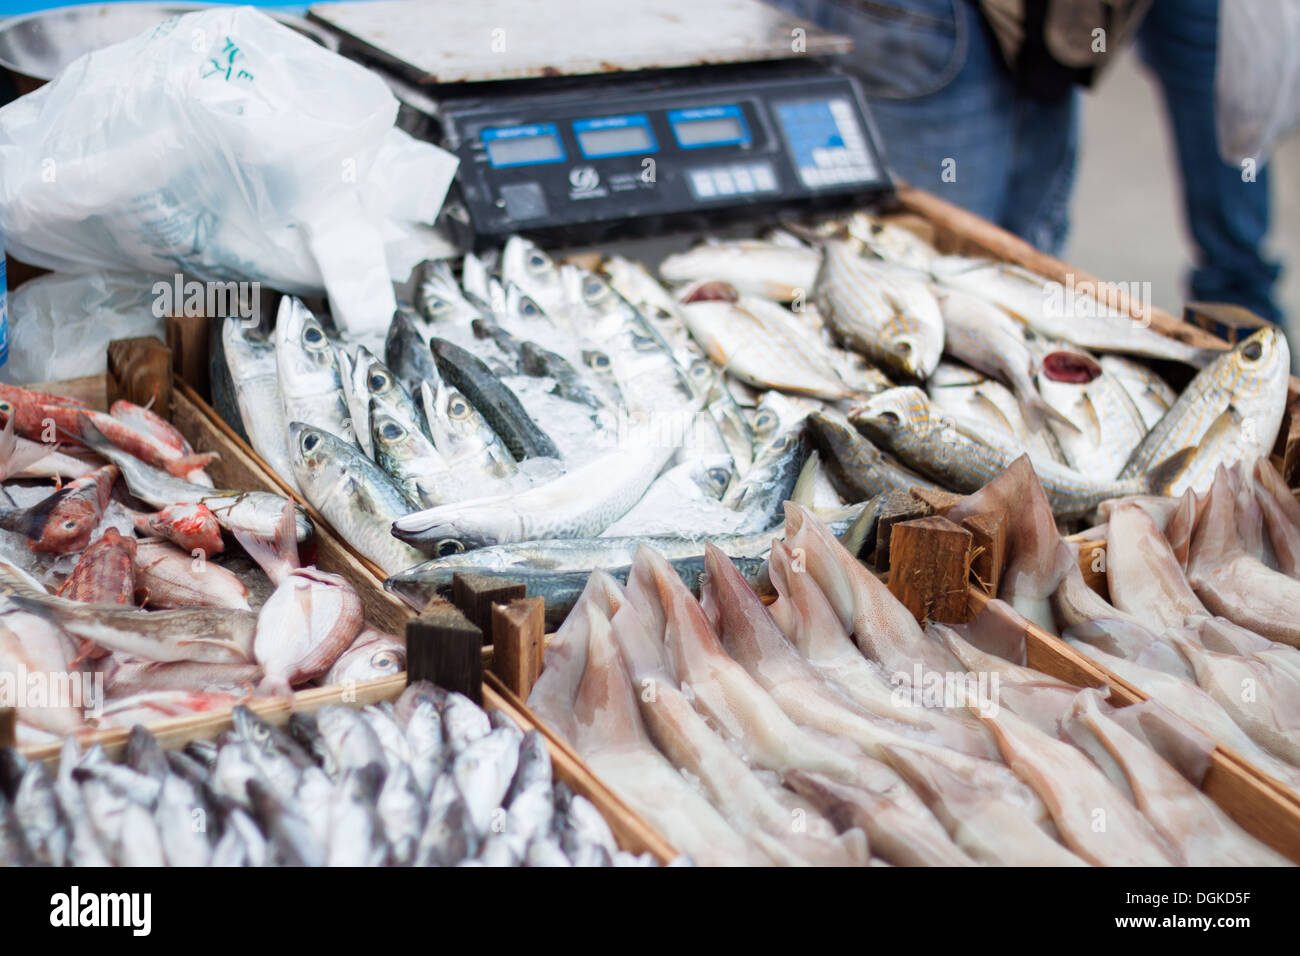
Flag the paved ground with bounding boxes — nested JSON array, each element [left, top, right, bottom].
[[1067, 50, 1300, 368]]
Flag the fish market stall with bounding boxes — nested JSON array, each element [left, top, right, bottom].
[[3, 0, 1300, 872]]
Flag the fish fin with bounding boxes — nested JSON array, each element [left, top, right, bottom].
[[72, 413, 115, 456], [968, 391, 1019, 436], [1021, 392, 1081, 435], [0, 484, 73, 540], [790, 451, 820, 508], [1188, 347, 1227, 369], [1143, 445, 1201, 497], [230, 502, 299, 583], [836, 496, 883, 560]]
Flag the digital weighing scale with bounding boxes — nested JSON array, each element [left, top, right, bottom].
[[308, 0, 893, 250]]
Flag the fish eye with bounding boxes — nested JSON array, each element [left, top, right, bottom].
[[754, 411, 775, 430], [520, 297, 541, 317], [368, 371, 391, 392], [878, 410, 901, 427], [448, 397, 471, 419], [585, 351, 611, 370], [303, 325, 326, 346], [895, 341, 913, 356], [654, 307, 672, 321], [689, 362, 709, 380], [528, 252, 548, 271], [63, 520, 79, 531], [302, 432, 320, 453], [373, 650, 402, 672], [381, 422, 403, 441], [1241, 340, 1263, 361], [435, 538, 465, 557], [584, 278, 606, 299], [707, 468, 729, 487], [0, 401, 10, 413]]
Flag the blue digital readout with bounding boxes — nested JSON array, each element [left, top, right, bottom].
[[573, 114, 657, 158], [667, 105, 750, 150], [481, 123, 567, 168]]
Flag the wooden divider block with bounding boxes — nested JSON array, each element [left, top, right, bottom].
[[0, 707, 14, 749], [166, 314, 211, 401], [888, 515, 972, 624], [872, 490, 933, 571], [451, 573, 527, 642], [491, 597, 546, 700], [909, 486, 965, 515], [961, 511, 1007, 596], [1276, 398, 1300, 487], [106, 336, 172, 417], [406, 606, 483, 704]]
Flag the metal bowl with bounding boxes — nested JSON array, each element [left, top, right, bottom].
[[0, 2, 335, 87]]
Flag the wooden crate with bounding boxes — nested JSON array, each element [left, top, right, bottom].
[[8, 363, 676, 862]]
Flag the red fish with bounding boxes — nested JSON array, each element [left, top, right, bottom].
[[0, 463, 118, 553], [0, 382, 89, 409], [129, 502, 225, 557], [0, 397, 89, 449], [57, 527, 138, 604], [110, 400, 192, 454], [80, 410, 217, 483]]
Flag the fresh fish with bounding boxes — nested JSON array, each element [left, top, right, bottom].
[[930, 255, 1220, 366], [57, 527, 136, 605], [1064, 618, 1196, 681], [1033, 352, 1149, 481], [502, 237, 568, 320], [1100, 355, 1178, 430], [423, 379, 516, 478], [815, 240, 945, 380], [721, 419, 810, 531], [7, 592, 255, 664], [1187, 467, 1300, 647], [430, 338, 559, 461], [274, 296, 356, 447], [660, 239, 821, 301], [518, 340, 604, 410], [369, 400, 452, 509], [0, 606, 86, 734], [77, 417, 312, 542], [932, 287, 1061, 428], [290, 423, 424, 575], [677, 286, 855, 400], [600, 454, 736, 537], [806, 409, 941, 502], [221, 318, 299, 492], [130, 502, 225, 558], [133, 538, 250, 611], [416, 259, 484, 325], [0, 463, 116, 554], [1106, 501, 1207, 632], [393, 439, 678, 552], [324, 629, 406, 685], [927, 372, 1067, 465], [1120, 329, 1290, 495], [851, 388, 1190, 520], [384, 308, 441, 389]]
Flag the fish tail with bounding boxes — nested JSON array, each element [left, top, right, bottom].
[[1143, 445, 1199, 497]]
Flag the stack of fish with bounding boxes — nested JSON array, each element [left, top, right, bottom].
[[526, 501, 1289, 866], [0, 685, 660, 867], [0, 384, 403, 746], [215, 217, 1288, 605], [1042, 456, 1300, 799]]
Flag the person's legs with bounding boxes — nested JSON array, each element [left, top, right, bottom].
[[1139, 0, 1283, 322], [775, 0, 1079, 254]]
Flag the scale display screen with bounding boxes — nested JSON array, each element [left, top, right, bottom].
[[668, 105, 750, 149], [482, 123, 566, 167], [573, 114, 657, 158]]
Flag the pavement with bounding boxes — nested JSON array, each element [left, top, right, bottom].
[[1067, 50, 1300, 369]]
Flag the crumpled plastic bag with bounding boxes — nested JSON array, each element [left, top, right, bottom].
[[0, 270, 168, 385], [1216, 0, 1300, 164], [0, 6, 458, 333]]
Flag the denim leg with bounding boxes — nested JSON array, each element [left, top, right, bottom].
[[1138, 0, 1283, 322]]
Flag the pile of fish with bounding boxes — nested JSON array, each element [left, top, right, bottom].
[[0, 684, 660, 867], [526, 500, 1289, 866], [211, 217, 1286, 606], [1038, 455, 1300, 798], [0, 383, 404, 746]]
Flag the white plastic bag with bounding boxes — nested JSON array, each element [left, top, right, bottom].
[[1216, 0, 1300, 164], [0, 271, 168, 385], [0, 6, 458, 333]]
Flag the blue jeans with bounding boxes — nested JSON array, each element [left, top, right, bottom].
[[1138, 0, 1283, 323], [774, 0, 1079, 255]]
